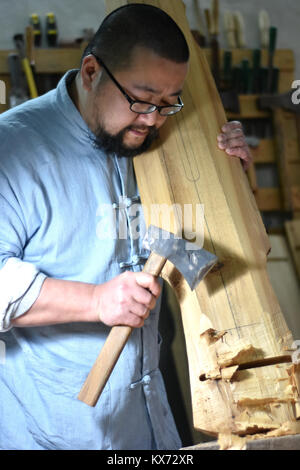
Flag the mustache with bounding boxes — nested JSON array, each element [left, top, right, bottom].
[[127, 124, 156, 133], [90, 123, 159, 158]]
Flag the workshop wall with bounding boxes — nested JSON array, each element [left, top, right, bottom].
[[0, 0, 299, 82]]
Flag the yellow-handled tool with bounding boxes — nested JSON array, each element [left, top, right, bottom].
[[13, 33, 38, 99]]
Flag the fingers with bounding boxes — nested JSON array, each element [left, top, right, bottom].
[[135, 272, 162, 299], [217, 136, 245, 150], [217, 125, 243, 145], [225, 146, 251, 169], [127, 303, 150, 328], [97, 271, 161, 328], [217, 120, 253, 171], [129, 272, 161, 327], [221, 121, 242, 133]]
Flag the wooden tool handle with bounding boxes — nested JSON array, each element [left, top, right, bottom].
[[78, 251, 167, 407], [77, 325, 133, 406]]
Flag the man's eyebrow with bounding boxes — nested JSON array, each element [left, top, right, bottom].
[[132, 84, 182, 97]]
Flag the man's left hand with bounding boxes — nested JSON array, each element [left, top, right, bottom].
[[217, 121, 253, 171]]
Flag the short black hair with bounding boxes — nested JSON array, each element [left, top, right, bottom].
[[81, 3, 189, 71]]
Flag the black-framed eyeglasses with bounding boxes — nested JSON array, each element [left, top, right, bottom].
[[90, 52, 184, 116]]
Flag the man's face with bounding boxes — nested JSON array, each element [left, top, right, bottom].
[[82, 47, 188, 157]]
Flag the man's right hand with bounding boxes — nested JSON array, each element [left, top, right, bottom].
[[11, 272, 161, 329], [93, 271, 161, 328]]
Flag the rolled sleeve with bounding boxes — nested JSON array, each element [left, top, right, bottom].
[[0, 257, 47, 332], [0, 177, 46, 331]]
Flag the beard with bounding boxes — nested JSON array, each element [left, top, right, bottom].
[[90, 123, 159, 158]]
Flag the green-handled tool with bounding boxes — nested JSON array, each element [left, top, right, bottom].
[[241, 58, 251, 94], [267, 26, 278, 93], [222, 50, 232, 87], [251, 49, 261, 94], [219, 50, 240, 112]]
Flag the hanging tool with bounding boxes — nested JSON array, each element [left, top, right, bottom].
[[259, 10, 270, 49], [222, 50, 232, 89], [13, 34, 38, 99], [25, 25, 36, 70], [223, 11, 237, 49], [220, 50, 240, 112], [258, 90, 300, 114], [233, 11, 246, 49], [191, 0, 206, 47], [258, 10, 270, 94], [251, 49, 262, 94], [7, 53, 29, 107], [204, 2, 239, 112], [233, 12, 251, 94], [241, 58, 252, 94], [259, 12, 279, 94], [78, 224, 218, 407], [249, 48, 267, 138], [256, 12, 274, 138], [46, 13, 58, 47], [223, 10, 237, 49], [30, 14, 42, 47], [267, 26, 278, 93], [207, 0, 220, 89]]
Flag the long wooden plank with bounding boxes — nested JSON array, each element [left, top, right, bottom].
[[106, 0, 300, 440]]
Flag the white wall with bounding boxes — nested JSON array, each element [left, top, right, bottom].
[[1, 0, 299, 81], [0, 0, 106, 48]]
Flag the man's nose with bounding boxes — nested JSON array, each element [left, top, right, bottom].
[[136, 110, 162, 127]]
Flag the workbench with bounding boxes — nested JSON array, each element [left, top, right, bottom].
[[182, 434, 300, 450]]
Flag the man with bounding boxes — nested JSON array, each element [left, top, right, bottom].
[[0, 4, 251, 450]]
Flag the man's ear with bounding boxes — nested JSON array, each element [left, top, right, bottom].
[[80, 55, 102, 92]]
